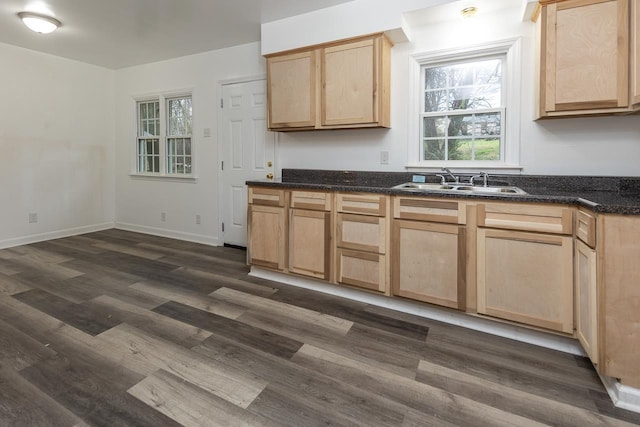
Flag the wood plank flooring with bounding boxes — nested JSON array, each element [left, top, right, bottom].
[[1, 229, 639, 426]]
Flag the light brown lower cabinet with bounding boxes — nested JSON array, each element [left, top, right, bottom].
[[392, 219, 466, 310], [336, 248, 386, 292], [477, 228, 574, 334], [289, 208, 331, 280], [575, 239, 598, 363], [247, 205, 286, 271]]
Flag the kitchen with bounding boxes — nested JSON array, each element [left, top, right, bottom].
[[1, 0, 640, 425]]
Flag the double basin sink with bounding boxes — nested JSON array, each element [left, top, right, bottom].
[[392, 182, 527, 195]]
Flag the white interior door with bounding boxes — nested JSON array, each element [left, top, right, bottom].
[[221, 79, 275, 247]]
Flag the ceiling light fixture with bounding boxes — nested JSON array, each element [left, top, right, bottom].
[[460, 6, 478, 19], [18, 12, 61, 34]]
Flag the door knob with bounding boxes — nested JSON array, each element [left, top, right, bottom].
[[267, 161, 273, 167], [266, 173, 274, 179]]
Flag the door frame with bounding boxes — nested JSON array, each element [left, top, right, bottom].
[[216, 74, 279, 246]]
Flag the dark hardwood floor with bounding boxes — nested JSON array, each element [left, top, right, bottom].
[[1, 229, 639, 426]]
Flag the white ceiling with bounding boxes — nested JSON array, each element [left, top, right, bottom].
[[0, 0, 354, 69]]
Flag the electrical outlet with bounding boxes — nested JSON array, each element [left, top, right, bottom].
[[28, 212, 38, 223], [380, 151, 389, 165], [195, 214, 201, 225], [161, 212, 166, 222], [203, 128, 211, 137]]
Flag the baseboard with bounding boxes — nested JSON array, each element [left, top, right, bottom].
[[115, 222, 220, 246], [601, 375, 640, 414], [250, 266, 584, 356], [0, 222, 115, 250]]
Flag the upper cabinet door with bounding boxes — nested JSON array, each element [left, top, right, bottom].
[[541, 0, 629, 113], [267, 50, 316, 129], [322, 39, 377, 126]]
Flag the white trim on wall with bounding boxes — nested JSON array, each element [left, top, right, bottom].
[[407, 37, 522, 171], [115, 222, 219, 246], [0, 223, 115, 250]]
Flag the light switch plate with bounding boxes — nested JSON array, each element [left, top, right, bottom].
[[380, 151, 389, 165]]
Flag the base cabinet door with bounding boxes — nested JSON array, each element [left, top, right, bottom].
[[289, 209, 331, 280], [248, 205, 286, 270], [392, 220, 466, 310], [575, 239, 598, 363], [477, 228, 574, 333], [336, 249, 385, 292]]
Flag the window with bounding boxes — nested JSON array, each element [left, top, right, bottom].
[[409, 39, 521, 169], [166, 97, 193, 174], [135, 93, 193, 177], [137, 100, 160, 173], [422, 57, 503, 161]]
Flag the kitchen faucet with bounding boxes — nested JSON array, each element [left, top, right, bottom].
[[470, 171, 489, 187], [441, 167, 459, 183]]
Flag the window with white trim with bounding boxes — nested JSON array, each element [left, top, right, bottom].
[[422, 57, 503, 161], [135, 93, 193, 176], [409, 39, 521, 169]]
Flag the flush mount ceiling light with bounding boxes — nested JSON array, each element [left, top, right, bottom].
[[460, 6, 478, 19], [18, 12, 61, 34]]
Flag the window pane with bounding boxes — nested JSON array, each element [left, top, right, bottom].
[[423, 139, 446, 161], [141, 103, 147, 119], [474, 138, 500, 160], [448, 139, 472, 160], [475, 112, 501, 136], [423, 117, 446, 138], [425, 68, 447, 90], [448, 114, 473, 137], [153, 157, 159, 173], [168, 97, 192, 136], [177, 139, 184, 155], [425, 90, 449, 112], [184, 139, 192, 156]]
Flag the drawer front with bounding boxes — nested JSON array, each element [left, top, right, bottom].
[[576, 210, 596, 248], [249, 187, 285, 207], [393, 197, 464, 224], [336, 248, 386, 293], [336, 213, 385, 254], [337, 193, 386, 216], [290, 190, 332, 211], [477, 203, 573, 235]]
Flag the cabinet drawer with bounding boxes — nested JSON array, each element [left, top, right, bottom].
[[576, 210, 596, 248], [336, 213, 385, 254], [248, 187, 285, 207], [393, 197, 464, 224], [290, 190, 332, 211], [336, 248, 386, 293], [477, 203, 573, 235], [337, 193, 386, 216]]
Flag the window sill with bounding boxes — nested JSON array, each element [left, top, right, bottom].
[[405, 163, 523, 174], [129, 173, 198, 183]]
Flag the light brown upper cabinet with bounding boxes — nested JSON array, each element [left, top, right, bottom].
[[266, 33, 392, 131], [537, 0, 640, 117]]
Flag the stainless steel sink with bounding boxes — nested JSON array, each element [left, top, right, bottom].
[[392, 182, 527, 195]]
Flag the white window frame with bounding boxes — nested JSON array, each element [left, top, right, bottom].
[[131, 90, 197, 182], [407, 38, 522, 171]]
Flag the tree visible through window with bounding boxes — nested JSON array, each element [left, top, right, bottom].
[[422, 57, 504, 162]]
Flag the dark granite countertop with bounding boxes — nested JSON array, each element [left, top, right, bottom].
[[247, 169, 640, 215]]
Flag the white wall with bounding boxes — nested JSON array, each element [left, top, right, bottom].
[[113, 42, 265, 245], [273, 4, 640, 176], [0, 42, 115, 248]]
